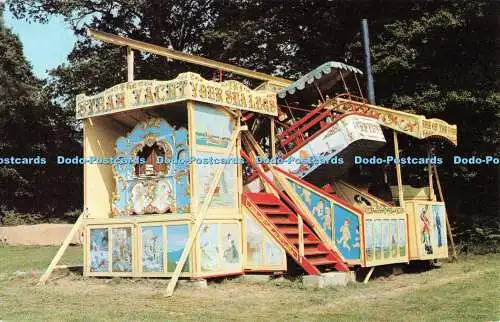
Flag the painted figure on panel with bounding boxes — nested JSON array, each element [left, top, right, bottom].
[[200, 224, 219, 272], [90, 229, 108, 272], [142, 226, 163, 272], [433, 206, 443, 247], [420, 206, 433, 254], [223, 233, 239, 264], [337, 219, 352, 251], [112, 228, 132, 272]]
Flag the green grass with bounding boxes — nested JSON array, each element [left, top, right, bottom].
[[0, 244, 499, 321]]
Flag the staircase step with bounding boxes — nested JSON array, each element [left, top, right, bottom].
[[288, 238, 320, 245], [259, 207, 294, 215], [245, 193, 281, 206], [307, 258, 337, 266], [279, 227, 311, 235], [304, 249, 330, 256], [269, 218, 297, 225]]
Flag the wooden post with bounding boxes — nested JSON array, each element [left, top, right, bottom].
[[432, 165, 458, 261], [363, 267, 375, 284], [38, 212, 85, 285], [427, 144, 435, 201], [393, 131, 404, 207], [270, 117, 276, 158], [127, 47, 134, 82], [165, 126, 242, 297]]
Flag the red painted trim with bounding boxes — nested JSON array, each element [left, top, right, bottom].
[[273, 167, 363, 215], [281, 109, 334, 147], [278, 93, 369, 140]]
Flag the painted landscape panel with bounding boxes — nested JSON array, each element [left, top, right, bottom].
[[141, 226, 163, 273], [166, 224, 189, 273], [194, 104, 232, 148], [390, 220, 398, 257], [200, 223, 219, 272], [374, 221, 382, 260], [365, 220, 374, 261], [398, 219, 406, 256], [90, 228, 109, 272], [111, 227, 133, 272], [382, 221, 390, 259]]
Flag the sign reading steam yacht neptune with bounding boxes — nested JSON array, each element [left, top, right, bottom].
[[75, 72, 278, 119]]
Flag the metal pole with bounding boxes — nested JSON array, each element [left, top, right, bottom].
[[361, 19, 375, 104]]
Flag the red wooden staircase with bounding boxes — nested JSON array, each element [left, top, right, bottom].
[[243, 191, 349, 275]]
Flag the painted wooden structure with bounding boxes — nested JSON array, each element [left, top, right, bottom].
[[41, 31, 459, 288]]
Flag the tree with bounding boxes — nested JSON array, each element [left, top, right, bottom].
[[5, 0, 499, 228], [0, 3, 81, 222]]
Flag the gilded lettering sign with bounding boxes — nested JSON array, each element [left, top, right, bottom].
[[76, 72, 278, 119]]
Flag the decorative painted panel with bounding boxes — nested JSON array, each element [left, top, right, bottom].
[[413, 202, 448, 258], [195, 151, 237, 209], [333, 205, 361, 260], [111, 227, 133, 272], [141, 226, 163, 272], [166, 224, 190, 272], [364, 215, 408, 267], [198, 221, 243, 275], [244, 214, 286, 269], [287, 179, 332, 238], [200, 223, 219, 272], [220, 223, 241, 270], [90, 228, 109, 272], [113, 118, 190, 216], [194, 103, 233, 148]]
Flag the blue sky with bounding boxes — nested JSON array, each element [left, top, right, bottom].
[[4, 9, 77, 79]]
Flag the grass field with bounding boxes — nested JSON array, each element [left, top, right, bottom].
[[0, 245, 498, 321]]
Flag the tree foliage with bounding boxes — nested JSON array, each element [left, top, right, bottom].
[[3, 0, 499, 225], [0, 3, 81, 221]]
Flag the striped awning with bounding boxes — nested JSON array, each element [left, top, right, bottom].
[[277, 61, 363, 99]]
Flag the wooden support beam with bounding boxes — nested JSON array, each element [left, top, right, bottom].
[[165, 126, 243, 297], [88, 29, 292, 87], [427, 144, 435, 201], [38, 213, 85, 285], [127, 47, 134, 82], [270, 117, 276, 158], [363, 267, 375, 284], [393, 131, 404, 207], [432, 165, 458, 261]]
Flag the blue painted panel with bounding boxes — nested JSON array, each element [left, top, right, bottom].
[[287, 179, 332, 238], [194, 103, 233, 148], [142, 226, 163, 272], [334, 205, 361, 260]]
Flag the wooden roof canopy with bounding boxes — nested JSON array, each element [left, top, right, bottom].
[[79, 29, 457, 145]]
